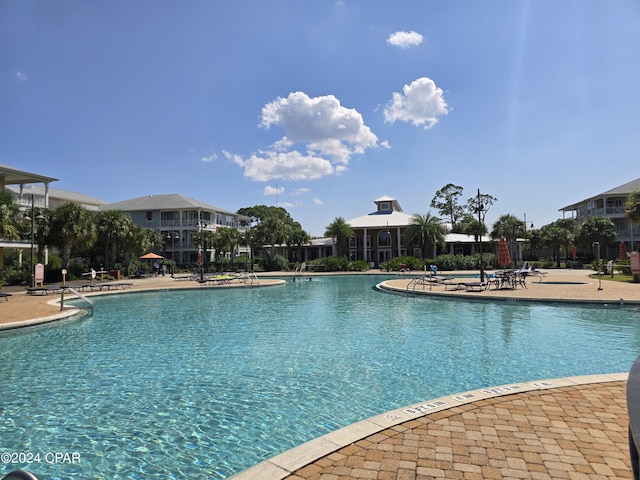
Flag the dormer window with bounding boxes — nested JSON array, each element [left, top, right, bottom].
[[379, 201, 391, 212]]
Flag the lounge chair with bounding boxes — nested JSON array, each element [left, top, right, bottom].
[[527, 263, 548, 281], [0, 292, 11, 302]]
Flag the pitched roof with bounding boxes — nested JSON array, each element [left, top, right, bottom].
[[100, 193, 237, 215], [560, 177, 640, 211], [0, 163, 58, 185], [7, 184, 106, 207], [373, 195, 403, 212], [347, 209, 414, 228]]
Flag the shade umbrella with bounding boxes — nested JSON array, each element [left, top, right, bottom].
[[139, 252, 164, 260], [619, 241, 627, 261], [571, 245, 577, 261], [139, 252, 164, 276], [497, 236, 512, 268]]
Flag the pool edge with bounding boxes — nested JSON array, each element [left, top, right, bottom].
[[229, 373, 628, 480]]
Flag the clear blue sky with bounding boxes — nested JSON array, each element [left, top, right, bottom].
[[2, 1, 639, 236]]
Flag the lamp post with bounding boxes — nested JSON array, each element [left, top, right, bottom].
[[523, 214, 534, 261], [197, 215, 207, 282], [593, 241, 603, 290], [23, 195, 44, 288], [476, 189, 485, 282], [166, 231, 179, 273]]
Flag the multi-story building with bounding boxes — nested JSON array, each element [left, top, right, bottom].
[[560, 177, 640, 256], [101, 194, 248, 266]]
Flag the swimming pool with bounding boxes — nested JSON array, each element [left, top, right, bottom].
[[1, 274, 639, 479]]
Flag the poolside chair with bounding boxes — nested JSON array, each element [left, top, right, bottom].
[[527, 263, 548, 281]]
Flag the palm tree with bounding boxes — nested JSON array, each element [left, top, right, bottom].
[[216, 226, 243, 260], [539, 224, 568, 267], [48, 202, 96, 270], [95, 210, 133, 269], [0, 190, 21, 241], [324, 217, 353, 257], [286, 222, 310, 263], [257, 210, 289, 257], [404, 212, 445, 259]]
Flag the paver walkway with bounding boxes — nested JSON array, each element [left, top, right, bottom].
[[238, 378, 631, 480]]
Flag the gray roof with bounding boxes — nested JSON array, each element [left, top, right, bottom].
[[560, 177, 640, 211], [7, 184, 106, 207], [101, 193, 238, 216], [0, 163, 58, 185]]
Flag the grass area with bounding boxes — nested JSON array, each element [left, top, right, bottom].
[[590, 273, 639, 283]]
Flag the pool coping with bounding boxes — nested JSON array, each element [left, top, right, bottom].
[[378, 279, 640, 307], [0, 278, 286, 332], [229, 373, 628, 480]]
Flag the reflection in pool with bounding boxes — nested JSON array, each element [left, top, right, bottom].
[[1, 275, 639, 478]]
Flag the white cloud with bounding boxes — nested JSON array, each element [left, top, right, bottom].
[[229, 91, 381, 182], [201, 153, 218, 163], [13, 71, 27, 81], [264, 185, 285, 196], [384, 77, 448, 129], [291, 187, 310, 196], [236, 150, 335, 182], [312, 197, 323, 205], [387, 31, 423, 49]]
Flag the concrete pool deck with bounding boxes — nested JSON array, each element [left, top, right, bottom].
[[1, 269, 639, 479]]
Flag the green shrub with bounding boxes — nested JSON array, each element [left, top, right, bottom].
[[349, 260, 370, 271], [260, 254, 289, 271], [0, 265, 28, 285], [320, 256, 350, 271]]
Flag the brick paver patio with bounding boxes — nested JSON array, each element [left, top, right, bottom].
[[279, 380, 630, 480]]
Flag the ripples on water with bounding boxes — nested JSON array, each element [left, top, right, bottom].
[[1, 275, 639, 478]]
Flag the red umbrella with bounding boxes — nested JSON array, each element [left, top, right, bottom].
[[571, 245, 577, 261], [196, 251, 202, 267], [497, 236, 512, 268], [619, 241, 627, 261]]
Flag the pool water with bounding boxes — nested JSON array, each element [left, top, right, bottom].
[[1, 274, 639, 479]]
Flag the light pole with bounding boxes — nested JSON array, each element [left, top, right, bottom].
[[476, 189, 485, 282], [197, 216, 207, 282], [523, 214, 534, 262], [593, 241, 603, 290], [23, 195, 44, 288], [166, 231, 179, 273]]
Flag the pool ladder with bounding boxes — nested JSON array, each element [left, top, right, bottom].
[[59, 287, 94, 316]]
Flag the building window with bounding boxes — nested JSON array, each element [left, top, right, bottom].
[[378, 230, 391, 247], [349, 236, 357, 248], [183, 211, 198, 226], [146, 211, 153, 222], [379, 202, 391, 212]]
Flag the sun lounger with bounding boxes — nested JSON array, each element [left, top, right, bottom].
[[0, 292, 11, 302], [463, 282, 487, 292], [26, 287, 51, 295], [172, 275, 194, 281]]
